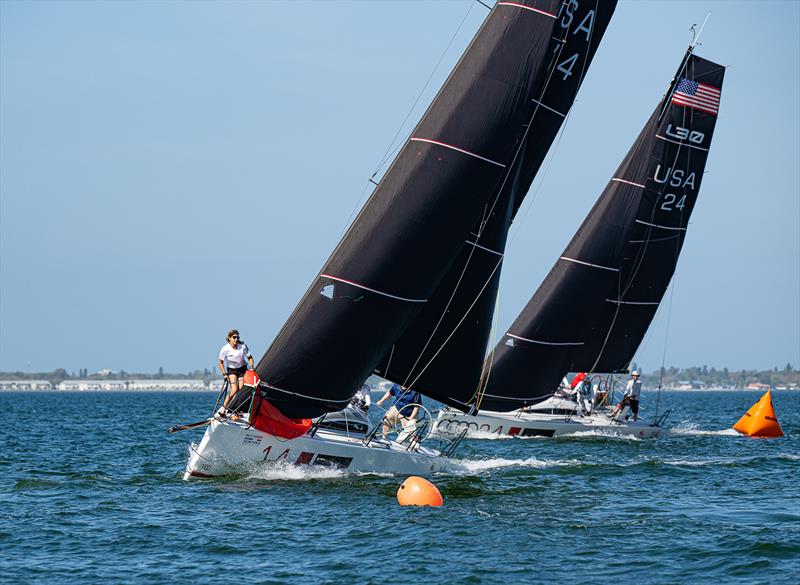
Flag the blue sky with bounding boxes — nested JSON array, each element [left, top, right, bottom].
[[1, 0, 798, 374]]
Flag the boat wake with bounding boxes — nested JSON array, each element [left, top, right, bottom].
[[451, 457, 582, 474], [562, 429, 642, 441], [667, 423, 740, 437], [244, 461, 351, 481]]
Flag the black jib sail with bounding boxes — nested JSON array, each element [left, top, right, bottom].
[[477, 50, 725, 412], [256, 1, 589, 419], [374, 0, 617, 411]]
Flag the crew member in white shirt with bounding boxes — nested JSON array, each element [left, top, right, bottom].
[[218, 329, 255, 414], [611, 370, 642, 421]]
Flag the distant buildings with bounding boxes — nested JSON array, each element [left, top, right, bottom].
[[0, 380, 53, 390], [0, 379, 213, 391]]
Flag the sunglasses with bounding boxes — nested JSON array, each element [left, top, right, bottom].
[[231, 335, 239, 340]]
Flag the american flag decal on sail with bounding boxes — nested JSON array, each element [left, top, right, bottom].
[[671, 78, 721, 115]]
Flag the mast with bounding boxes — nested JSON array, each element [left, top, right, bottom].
[[374, 0, 618, 411], [478, 52, 726, 412], [255, 1, 575, 419]]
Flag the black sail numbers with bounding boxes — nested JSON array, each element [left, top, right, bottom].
[[479, 52, 725, 412], [374, 0, 618, 412], [257, 1, 582, 419]]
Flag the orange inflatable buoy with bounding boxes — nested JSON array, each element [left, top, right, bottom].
[[733, 390, 784, 438], [397, 476, 443, 507]]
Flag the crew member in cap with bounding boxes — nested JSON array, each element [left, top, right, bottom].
[[611, 370, 642, 422]]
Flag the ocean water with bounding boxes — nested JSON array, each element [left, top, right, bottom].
[[1, 390, 798, 584]]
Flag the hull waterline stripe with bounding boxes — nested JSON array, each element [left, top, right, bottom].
[[655, 134, 709, 152], [465, 239, 504, 257], [496, 2, 557, 18], [560, 256, 620, 272], [507, 333, 584, 346], [410, 137, 506, 168], [635, 219, 687, 232], [261, 382, 352, 405], [320, 274, 428, 303], [531, 98, 566, 117], [612, 178, 646, 189], [605, 299, 660, 306]]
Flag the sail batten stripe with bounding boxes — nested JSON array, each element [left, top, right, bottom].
[[612, 178, 646, 188], [531, 98, 566, 117], [320, 274, 427, 303], [605, 299, 660, 306], [629, 234, 680, 243], [261, 382, 352, 405], [507, 333, 584, 346], [655, 134, 709, 152], [465, 239, 504, 257], [482, 392, 555, 401], [410, 138, 506, 168], [560, 256, 620, 272], [496, 2, 557, 18], [635, 219, 687, 231]]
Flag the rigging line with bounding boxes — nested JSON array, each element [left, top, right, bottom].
[[657, 17, 708, 125], [479, 6, 580, 226], [284, 4, 484, 371], [583, 109, 690, 374], [505, 0, 600, 247], [395, 16, 573, 387], [405, 254, 505, 395], [400, 235, 483, 388], [400, 4, 592, 392], [474, 284, 502, 410], [372, 2, 477, 178], [335, 2, 478, 259], [654, 109, 696, 420], [591, 86, 700, 380], [617, 94, 691, 302]]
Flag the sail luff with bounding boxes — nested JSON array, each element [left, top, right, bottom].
[[255, 1, 567, 419], [478, 53, 725, 412], [374, 0, 618, 411]]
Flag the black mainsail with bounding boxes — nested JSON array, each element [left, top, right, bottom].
[[478, 51, 725, 412], [374, 0, 617, 411], [256, 1, 590, 419]]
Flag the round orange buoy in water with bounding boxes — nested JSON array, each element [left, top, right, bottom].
[[397, 476, 443, 507], [733, 390, 784, 438]]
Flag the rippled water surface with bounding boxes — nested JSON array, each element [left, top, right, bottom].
[[1, 390, 798, 584]]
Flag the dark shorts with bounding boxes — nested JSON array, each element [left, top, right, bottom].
[[226, 365, 247, 377], [620, 396, 639, 415]]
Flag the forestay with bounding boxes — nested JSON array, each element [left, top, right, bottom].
[[255, 1, 582, 418], [478, 51, 725, 412], [374, 0, 618, 411]]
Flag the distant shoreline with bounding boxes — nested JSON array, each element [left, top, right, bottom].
[[1, 387, 797, 394]]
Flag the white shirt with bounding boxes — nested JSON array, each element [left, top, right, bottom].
[[219, 343, 252, 369], [625, 378, 642, 400]]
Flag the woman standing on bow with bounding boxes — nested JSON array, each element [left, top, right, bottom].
[[218, 329, 255, 413]]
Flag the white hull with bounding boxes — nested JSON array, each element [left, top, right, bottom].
[[433, 397, 662, 440], [184, 417, 456, 480]]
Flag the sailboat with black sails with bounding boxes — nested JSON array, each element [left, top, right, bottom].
[[435, 47, 726, 439], [181, 0, 616, 479]]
